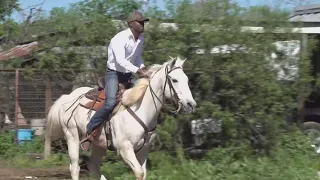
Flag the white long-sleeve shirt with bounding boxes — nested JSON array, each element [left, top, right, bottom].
[[107, 28, 145, 73]]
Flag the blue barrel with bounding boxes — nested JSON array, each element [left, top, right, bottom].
[[17, 129, 34, 144]]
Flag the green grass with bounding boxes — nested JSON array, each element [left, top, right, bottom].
[[0, 128, 319, 180]]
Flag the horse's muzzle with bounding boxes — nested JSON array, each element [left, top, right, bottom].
[[182, 99, 197, 113]]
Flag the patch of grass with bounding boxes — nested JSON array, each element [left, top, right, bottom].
[[0, 128, 319, 180], [99, 128, 320, 180]]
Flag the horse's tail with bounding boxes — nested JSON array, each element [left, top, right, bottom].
[[44, 94, 68, 159]]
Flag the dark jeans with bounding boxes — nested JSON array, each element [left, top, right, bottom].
[[86, 69, 132, 134]]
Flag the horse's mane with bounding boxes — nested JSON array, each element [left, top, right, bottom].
[[111, 63, 165, 115]]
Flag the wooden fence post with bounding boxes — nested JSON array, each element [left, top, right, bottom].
[[45, 74, 52, 117], [14, 69, 19, 143], [298, 33, 309, 125]]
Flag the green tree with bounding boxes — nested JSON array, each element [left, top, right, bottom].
[[0, 0, 19, 22], [0, 1, 319, 179], [142, 0, 314, 156], [0, 0, 20, 47], [1, 0, 315, 157]]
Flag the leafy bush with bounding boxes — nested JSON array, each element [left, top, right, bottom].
[[99, 127, 320, 180], [0, 131, 45, 159]]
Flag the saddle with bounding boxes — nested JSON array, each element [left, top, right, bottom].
[[79, 76, 134, 151], [81, 77, 133, 111]]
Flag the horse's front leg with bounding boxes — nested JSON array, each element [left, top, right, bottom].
[[136, 147, 149, 180], [119, 140, 144, 180], [135, 133, 156, 180]]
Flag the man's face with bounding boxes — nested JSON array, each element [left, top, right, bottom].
[[130, 20, 145, 33], [129, 12, 146, 33]]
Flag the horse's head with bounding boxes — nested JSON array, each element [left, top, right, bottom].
[[161, 56, 197, 113]]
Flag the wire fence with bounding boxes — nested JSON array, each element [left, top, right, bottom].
[[0, 67, 203, 148], [0, 69, 16, 132], [0, 68, 102, 138], [0, 68, 199, 115]]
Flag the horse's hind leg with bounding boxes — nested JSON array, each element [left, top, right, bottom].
[[119, 140, 144, 180], [87, 144, 107, 180], [65, 128, 81, 180]]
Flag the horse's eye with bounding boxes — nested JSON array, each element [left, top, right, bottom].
[[172, 79, 178, 83]]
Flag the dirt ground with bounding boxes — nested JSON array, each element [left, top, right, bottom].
[[0, 166, 89, 180]]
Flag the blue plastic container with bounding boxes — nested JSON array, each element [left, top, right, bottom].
[[17, 129, 34, 144]]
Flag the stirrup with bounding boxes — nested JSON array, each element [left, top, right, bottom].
[[80, 128, 99, 151], [80, 132, 95, 151], [80, 136, 92, 151]]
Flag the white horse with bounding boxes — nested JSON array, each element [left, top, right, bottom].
[[44, 56, 197, 180]]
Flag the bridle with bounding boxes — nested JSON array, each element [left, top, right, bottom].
[[148, 63, 182, 115], [124, 62, 183, 153]]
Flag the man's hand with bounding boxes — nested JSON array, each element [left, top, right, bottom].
[[136, 67, 149, 78]]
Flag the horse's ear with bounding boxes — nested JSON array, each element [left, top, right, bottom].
[[170, 59, 176, 69], [169, 56, 186, 69], [175, 56, 186, 67], [169, 56, 176, 69]]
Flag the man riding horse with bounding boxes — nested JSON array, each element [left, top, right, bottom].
[[80, 10, 150, 150]]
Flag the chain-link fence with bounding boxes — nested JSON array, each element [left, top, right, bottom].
[[0, 67, 202, 149], [0, 69, 16, 132], [0, 68, 200, 123], [0, 68, 103, 137]]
